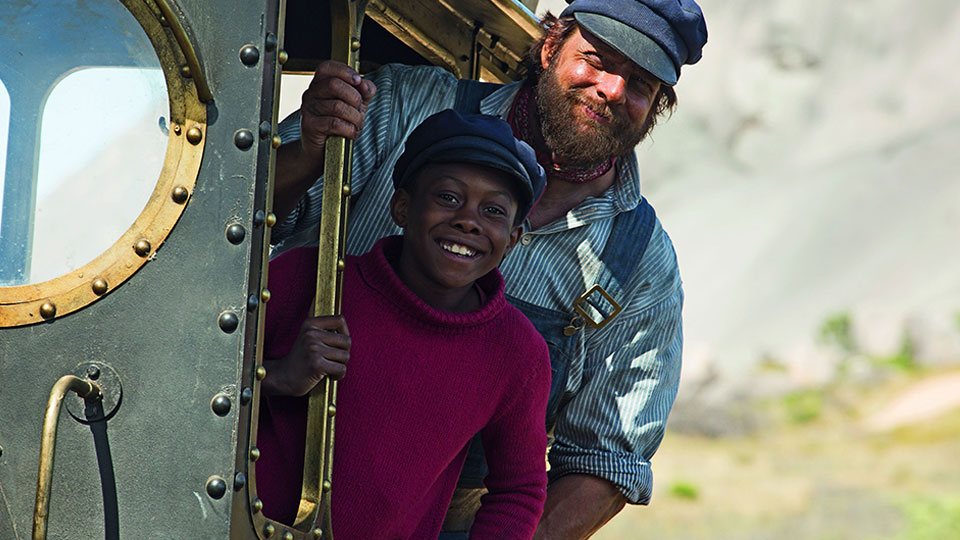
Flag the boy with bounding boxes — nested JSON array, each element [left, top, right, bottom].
[[255, 110, 550, 539]]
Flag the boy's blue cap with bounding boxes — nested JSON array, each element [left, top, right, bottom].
[[393, 110, 547, 221], [560, 0, 707, 86]]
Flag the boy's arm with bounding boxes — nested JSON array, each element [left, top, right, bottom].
[[469, 342, 551, 540]]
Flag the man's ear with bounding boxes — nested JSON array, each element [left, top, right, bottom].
[[389, 189, 410, 228], [541, 34, 561, 70]]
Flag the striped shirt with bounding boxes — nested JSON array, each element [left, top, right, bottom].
[[274, 64, 683, 505]]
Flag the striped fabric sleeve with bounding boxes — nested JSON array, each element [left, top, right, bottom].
[[272, 64, 457, 244], [547, 287, 683, 504]]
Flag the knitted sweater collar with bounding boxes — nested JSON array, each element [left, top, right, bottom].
[[355, 236, 507, 329]]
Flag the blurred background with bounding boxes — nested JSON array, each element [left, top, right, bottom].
[[533, 0, 960, 538]]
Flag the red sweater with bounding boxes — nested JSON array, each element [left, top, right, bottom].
[[256, 236, 551, 539]]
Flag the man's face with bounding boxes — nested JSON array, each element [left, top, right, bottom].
[[391, 162, 522, 301], [535, 26, 662, 168]]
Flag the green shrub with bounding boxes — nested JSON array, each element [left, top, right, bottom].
[[669, 481, 699, 500], [818, 312, 857, 354], [872, 331, 917, 372], [895, 496, 960, 540], [783, 389, 823, 423]]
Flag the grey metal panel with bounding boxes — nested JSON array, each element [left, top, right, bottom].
[[0, 1, 280, 538]]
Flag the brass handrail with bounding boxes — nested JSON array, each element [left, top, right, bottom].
[[32, 375, 103, 540], [294, 1, 368, 536], [154, 0, 214, 102]]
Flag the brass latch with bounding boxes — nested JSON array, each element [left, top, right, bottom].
[[572, 284, 622, 330]]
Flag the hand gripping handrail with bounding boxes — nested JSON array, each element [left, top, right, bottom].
[[32, 375, 103, 540], [293, 2, 368, 537]]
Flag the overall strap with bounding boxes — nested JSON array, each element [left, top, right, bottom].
[[453, 78, 502, 114], [601, 198, 657, 285]]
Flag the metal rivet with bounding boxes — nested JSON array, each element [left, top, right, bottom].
[[91, 278, 108, 296], [247, 294, 259, 312], [211, 394, 232, 416], [134, 239, 151, 257], [253, 210, 266, 227], [337, 259, 345, 272], [171, 185, 189, 204], [278, 50, 288, 65], [313, 528, 323, 539], [263, 523, 275, 537], [265, 33, 278, 52], [265, 213, 277, 227], [206, 476, 227, 499], [159, 15, 168, 26], [351, 38, 360, 52], [180, 64, 191, 78], [233, 472, 246, 491], [226, 223, 246, 244], [322, 480, 332, 492], [327, 404, 336, 417], [260, 289, 271, 303], [234, 129, 255, 150], [250, 447, 261, 461], [173, 124, 181, 135], [240, 44, 260, 66], [271, 135, 282, 149], [252, 497, 263, 513], [186, 127, 203, 145], [40, 303, 57, 319], [240, 387, 253, 405], [86, 365, 101, 381], [282, 532, 294, 540], [256, 366, 267, 380], [219, 311, 239, 333], [342, 184, 351, 196], [259, 121, 271, 139]]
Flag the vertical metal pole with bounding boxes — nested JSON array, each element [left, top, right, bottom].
[[294, 1, 367, 536]]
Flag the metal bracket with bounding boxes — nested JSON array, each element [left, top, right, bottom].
[[573, 284, 622, 330]]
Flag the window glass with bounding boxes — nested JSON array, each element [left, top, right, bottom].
[[0, 0, 168, 286], [31, 67, 166, 284], [279, 73, 313, 125], [0, 81, 8, 230]]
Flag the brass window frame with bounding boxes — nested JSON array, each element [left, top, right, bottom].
[[0, 0, 207, 327]]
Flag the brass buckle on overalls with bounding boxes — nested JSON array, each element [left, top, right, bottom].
[[572, 284, 622, 330]]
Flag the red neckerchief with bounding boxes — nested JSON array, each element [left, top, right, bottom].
[[507, 85, 615, 184]]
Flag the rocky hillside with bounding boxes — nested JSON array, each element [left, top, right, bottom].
[[537, 0, 960, 397]]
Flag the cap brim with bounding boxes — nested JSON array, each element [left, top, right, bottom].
[[397, 139, 535, 213], [574, 12, 678, 86]]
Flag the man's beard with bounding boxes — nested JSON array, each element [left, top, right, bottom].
[[534, 63, 654, 168]]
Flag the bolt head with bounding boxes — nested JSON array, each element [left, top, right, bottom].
[[211, 394, 232, 417], [205, 476, 227, 499]]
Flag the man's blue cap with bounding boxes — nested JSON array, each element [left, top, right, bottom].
[[560, 0, 708, 86], [393, 109, 547, 221]]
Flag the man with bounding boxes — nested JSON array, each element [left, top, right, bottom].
[[271, 1, 707, 537]]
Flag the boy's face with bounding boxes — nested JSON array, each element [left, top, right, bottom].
[[390, 162, 523, 296]]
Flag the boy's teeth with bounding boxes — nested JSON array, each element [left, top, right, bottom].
[[442, 242, 475, 256]]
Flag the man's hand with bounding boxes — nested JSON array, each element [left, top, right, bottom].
[[533, 474, 627, 539], [262, 315, 351, 397], [299, 60, 377, 164], [274, 60, 376, 221]]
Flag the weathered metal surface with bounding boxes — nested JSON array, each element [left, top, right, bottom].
[[0, 1, 281, 539]]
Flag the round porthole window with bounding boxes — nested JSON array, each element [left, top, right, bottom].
[[0, 0, 207, 326]]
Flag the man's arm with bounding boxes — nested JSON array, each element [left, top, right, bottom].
[[533, 475, 626, 540], [273, 61, 375, 222], [543, 240, 684, 535]]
